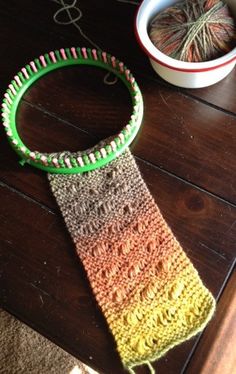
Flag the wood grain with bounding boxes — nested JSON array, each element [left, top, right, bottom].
[[2, 0, 236, 115], [0, 3, 236, 203], [0, 175, 230, 374], [186, 71, 236, 115], [0, 1, 236, 374], [186, 269, 236, 374], [0, 103, 236, 262]]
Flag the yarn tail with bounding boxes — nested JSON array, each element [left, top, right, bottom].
[[127, 361, 156, 373]]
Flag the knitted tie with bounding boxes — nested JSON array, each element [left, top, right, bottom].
[[48, 149, 215, 373]]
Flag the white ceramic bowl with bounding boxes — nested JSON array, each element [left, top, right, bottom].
[[135, 0, 236, 88]]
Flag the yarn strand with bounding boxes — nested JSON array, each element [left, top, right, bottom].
[[51, 0, 139, 51], [51, 0, 139, 84], [52, 0, 102, 50], [146, 361, 156, 373]]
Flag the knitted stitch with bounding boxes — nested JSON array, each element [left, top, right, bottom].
[[48, 149, 215, 372]]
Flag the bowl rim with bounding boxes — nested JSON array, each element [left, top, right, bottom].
[[135, 0, 236, 73]]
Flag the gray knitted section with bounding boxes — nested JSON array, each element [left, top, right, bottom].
[[48, 149, 154, 256]]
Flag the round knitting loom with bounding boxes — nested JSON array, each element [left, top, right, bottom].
[[1, 47, 143, 174]]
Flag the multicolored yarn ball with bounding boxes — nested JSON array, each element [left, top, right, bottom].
[[149, 0, 236, 62]]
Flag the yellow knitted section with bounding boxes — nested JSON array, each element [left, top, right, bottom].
[[106, 246, 215, 369]]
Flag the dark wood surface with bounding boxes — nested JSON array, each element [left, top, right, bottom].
[[0, 1, 236, 373], [186, 268, 236, 374]]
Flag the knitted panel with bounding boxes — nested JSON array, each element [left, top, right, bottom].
[[48, 149, 215, 372]]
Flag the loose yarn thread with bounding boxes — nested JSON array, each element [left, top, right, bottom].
[[149, 0, 236, 62], [51, 0, 138, 84], [52, 0, 102, 50]]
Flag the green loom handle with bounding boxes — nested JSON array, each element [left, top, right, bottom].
[[1, 47, 143, 174]]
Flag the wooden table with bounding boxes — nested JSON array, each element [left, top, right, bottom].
[[0, 1, 236, 373]]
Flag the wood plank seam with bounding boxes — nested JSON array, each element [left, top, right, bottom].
[[0, 180, 54, 214], [16, 99, 236, 212], [180, 91, 236, 119], [182, 259, 236, 373], [1, 2, 236, 120]]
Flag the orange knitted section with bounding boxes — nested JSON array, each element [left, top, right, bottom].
[[48, 149, 215, 372]]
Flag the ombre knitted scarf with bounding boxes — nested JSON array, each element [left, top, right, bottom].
[[48, 149, 215, 373]]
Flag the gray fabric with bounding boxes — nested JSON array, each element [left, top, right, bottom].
[[0, 309, 98, 374]]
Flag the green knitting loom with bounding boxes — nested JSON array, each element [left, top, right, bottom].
[[1, 48, 215, 374], [1, 47, 143, 173]]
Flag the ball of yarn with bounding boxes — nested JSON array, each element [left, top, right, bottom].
[[149, 0, 236, 62]]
